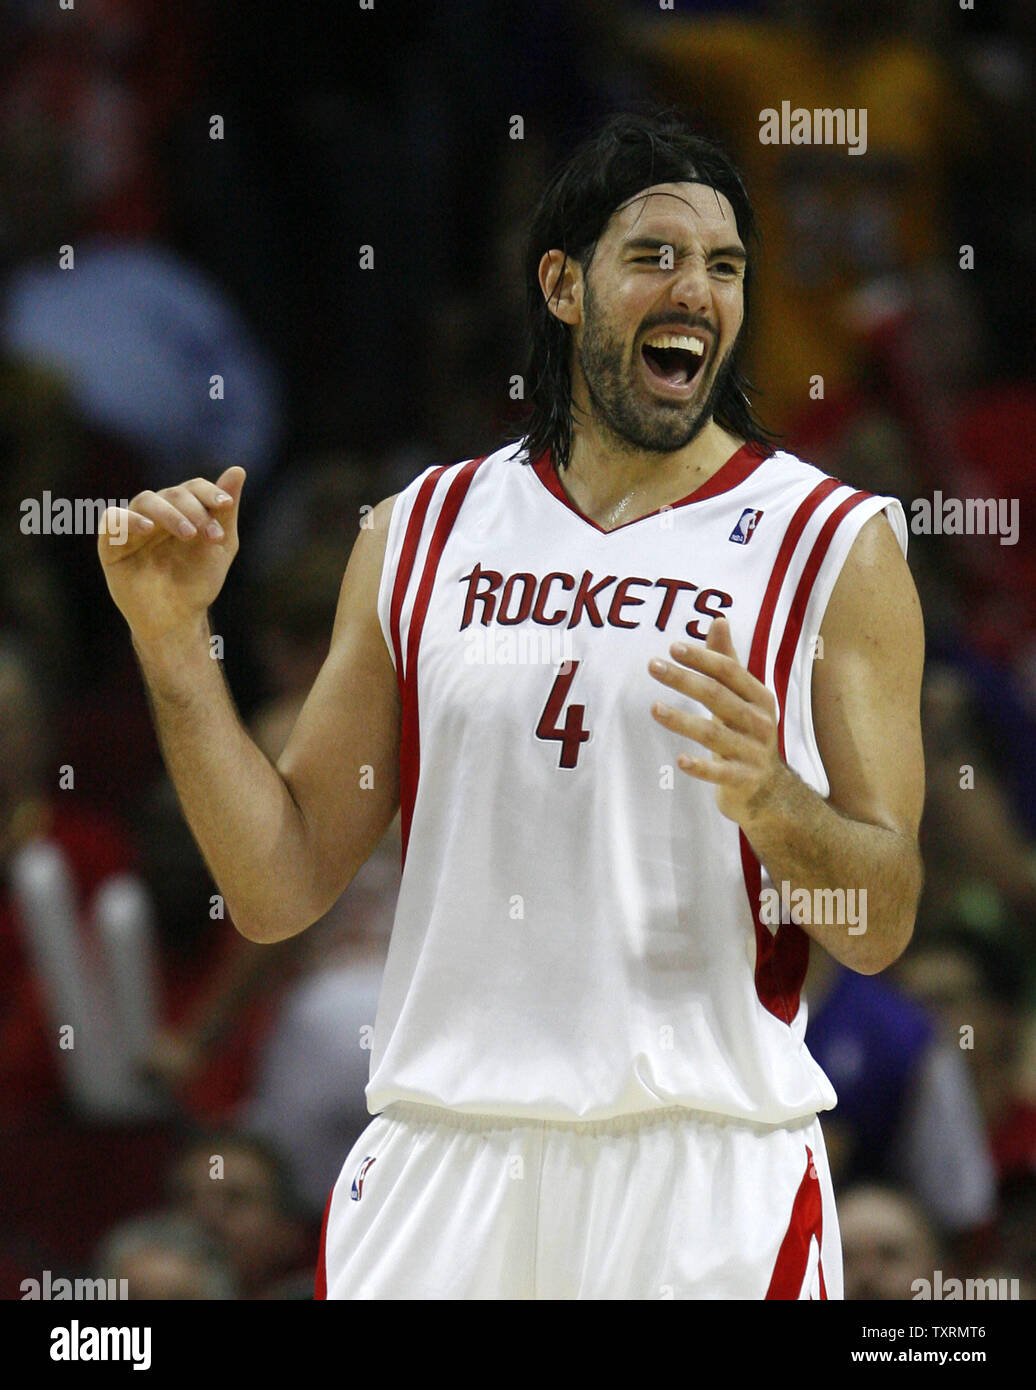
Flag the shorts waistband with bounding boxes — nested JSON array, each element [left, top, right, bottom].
[[376, 1100, 819, 1139]]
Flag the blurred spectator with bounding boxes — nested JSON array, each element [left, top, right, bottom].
[[167, 1129, 311, 1300], [807, 951, 996, 1242], [0, 635, 148, 1119], [94, 1211, 237, 1300], [839, 1183, 941, 1300], [920, 664, 1036, 929], [893, 928, 1036, 1186]]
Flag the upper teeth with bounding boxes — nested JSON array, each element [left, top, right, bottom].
[[645, 334, 705, 354]]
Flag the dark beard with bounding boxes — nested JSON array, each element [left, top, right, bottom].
[[576, 282, 736, 455]]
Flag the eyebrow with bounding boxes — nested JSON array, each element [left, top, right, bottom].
[[623, 237, 747, 261]]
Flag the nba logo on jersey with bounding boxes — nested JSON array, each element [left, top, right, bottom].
[[351, 1156, 376, 1201], [729, 508, 764, 544]]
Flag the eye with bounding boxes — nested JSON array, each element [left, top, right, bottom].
[[711, 261, 742, 278]]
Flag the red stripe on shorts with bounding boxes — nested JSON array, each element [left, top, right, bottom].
[[314, 1186, 334, 1300], [765, 1146, 826, 1300]]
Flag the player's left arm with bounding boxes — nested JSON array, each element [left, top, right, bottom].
[[649, 511, 924, 974]]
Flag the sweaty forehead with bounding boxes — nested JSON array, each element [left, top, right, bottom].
[[605, 182, 741, 247]]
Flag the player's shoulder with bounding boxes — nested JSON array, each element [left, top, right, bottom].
[[368, 492, 400, 529], [749, 445, 910, 569], [758, 445, 902, 519], [754, 444, 838, 492]]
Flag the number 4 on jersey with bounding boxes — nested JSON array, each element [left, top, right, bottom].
[[536, 660, 589, 769]]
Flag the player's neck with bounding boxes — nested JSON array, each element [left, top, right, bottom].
[[561, 418, 744, 532]]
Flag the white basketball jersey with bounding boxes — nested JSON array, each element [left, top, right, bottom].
[[368, 440, 908, 1124]]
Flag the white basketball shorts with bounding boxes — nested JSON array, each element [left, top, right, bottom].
[[316, 1101, 842, 1300]]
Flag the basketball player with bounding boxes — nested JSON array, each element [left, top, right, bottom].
[[98, 113, 924, 1299]]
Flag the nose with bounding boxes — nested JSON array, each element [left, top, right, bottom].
[[669, 255, 711, 316]]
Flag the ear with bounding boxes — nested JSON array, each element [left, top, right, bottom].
[[538, 250, 582, 326]]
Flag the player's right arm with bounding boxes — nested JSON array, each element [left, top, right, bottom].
[[98, 466, 401, 944]]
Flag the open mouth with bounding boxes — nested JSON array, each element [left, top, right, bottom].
[[641, 333, 707, 390]]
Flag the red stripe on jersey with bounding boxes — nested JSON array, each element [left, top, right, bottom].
[[399, 457, 487, 862], [741, 478, 842, 1024], [314, 1185, 334, 1300], [746, 478, 842, 679], [390, 465, 451, 696], [765, 1146, 827, 1300], [772, 490, 871, 759], [739, 829, 811, 1025], [531, 441, 771, 533]]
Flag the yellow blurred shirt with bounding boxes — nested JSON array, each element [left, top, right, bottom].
[[648, 19, 965, 428]]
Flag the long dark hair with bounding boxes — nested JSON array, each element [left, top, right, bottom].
[[515, 111, 777, 470]]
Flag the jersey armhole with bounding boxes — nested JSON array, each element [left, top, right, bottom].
[[792, 497, 909, 795]]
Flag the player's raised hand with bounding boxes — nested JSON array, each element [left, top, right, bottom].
[[648, 615, 787, 828], [98, 467, 245, 646]]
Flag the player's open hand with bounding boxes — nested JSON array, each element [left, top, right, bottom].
[[97, 467, 245, 647], [648, 616, 787, 829]]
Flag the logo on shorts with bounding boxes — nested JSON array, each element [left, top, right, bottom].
[[729, 508, 764, 544], [350, 1156, 376, 1201]]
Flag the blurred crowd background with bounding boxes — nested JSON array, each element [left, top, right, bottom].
[[0, 0, 1032, 1301]]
